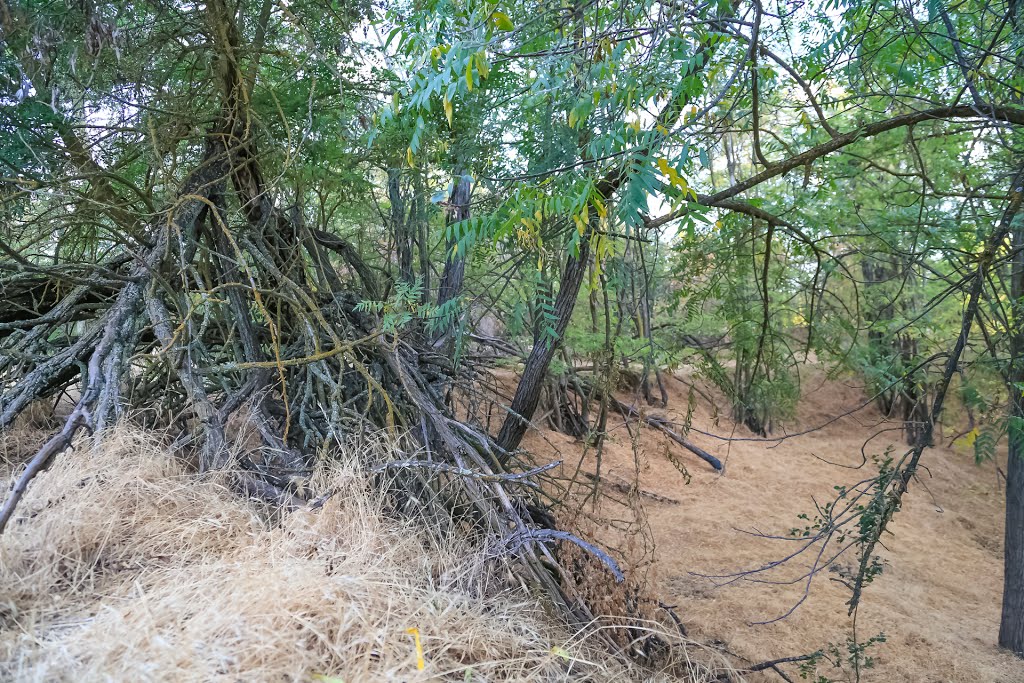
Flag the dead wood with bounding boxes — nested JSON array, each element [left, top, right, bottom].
[[0, 0, 661, 654]]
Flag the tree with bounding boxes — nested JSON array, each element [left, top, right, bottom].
[[1001, 173, 1024, 655]]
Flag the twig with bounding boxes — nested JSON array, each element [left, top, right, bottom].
[[744, 653, 815, 683]]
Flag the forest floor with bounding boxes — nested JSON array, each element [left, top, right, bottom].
[[521, 365, 1024, 682], [3, 366, 1024, 681]]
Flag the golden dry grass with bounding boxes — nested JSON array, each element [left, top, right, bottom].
[[0, 425, 724, 682]]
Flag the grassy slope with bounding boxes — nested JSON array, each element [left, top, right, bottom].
[[0, 427, 669, 682]]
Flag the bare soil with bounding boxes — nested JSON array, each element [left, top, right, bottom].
[[522, 366, 1024, 682]]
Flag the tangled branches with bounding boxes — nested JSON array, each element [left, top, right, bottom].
[[0, 0, 645, 643]]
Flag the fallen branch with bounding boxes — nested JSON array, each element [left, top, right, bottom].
[[306, 459, 562, 510], [582, 471, 681, 505], [0, 407, 90, 534], [567, 378, 724, 471], [500, 528, 625, 583], [372, 458, 560, 485], [234, 471, 306, 509], [645, 415, 724, 472], [742, 652, 816, 683]]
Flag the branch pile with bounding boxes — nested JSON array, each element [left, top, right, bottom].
[[0, 0, 639, 646]]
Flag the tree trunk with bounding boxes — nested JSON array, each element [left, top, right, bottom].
[[862, 256, 897, 416], [413, 172, 431, 304], [637, 241, 667, 407], [532, 267, 553, 346], [1000, 209, 1024, 657], [388, 168, 414, 286], [1002, 401, 1024, 656], [436, 172, 471, 309], [588, 261, 600, 334], [496, 237, 591, 456], [492, 0, 720, 457]]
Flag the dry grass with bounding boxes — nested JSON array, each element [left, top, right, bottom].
[[0, 425, 722, 682]]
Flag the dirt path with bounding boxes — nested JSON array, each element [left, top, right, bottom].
[[524, 367, 1024, 681]]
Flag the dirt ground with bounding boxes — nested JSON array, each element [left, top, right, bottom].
[[522, 366, 1024, 682], [6, 365, 1023, 681]]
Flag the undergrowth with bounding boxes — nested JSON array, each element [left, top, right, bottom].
[[0, 425, 727, 682]]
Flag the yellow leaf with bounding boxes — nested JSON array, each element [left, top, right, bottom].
[[444, 97, 453, 128], [476, 53, 490, 79], [406, 147, 414, 167], [656, 158, 690, 191], [568, 109, 577, 128], [956, 428, 980, 449], [550, 645, 572, 661], [406, 627, 426, 671], [465, 65, 473, 91], [492, 10, 514, 31], [572, 214, 584, 235]]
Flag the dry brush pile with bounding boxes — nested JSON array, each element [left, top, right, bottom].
[[0, 425, 729, 681], [0, 0, 630, 651]]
